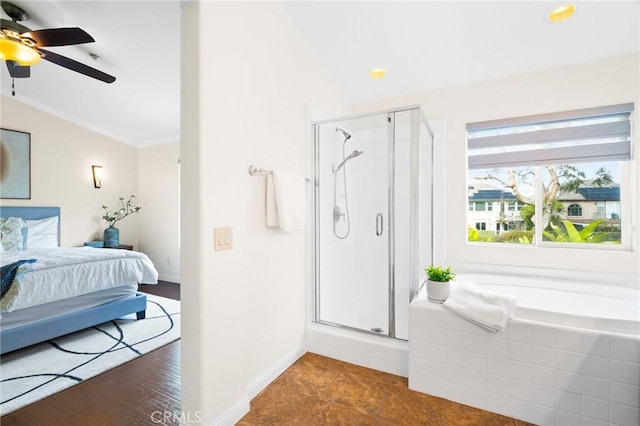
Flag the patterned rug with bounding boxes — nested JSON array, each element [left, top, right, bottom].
[[0, 294, 180, 415]]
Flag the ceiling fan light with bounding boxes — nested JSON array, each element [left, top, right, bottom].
[[0, 38, 41, 65]]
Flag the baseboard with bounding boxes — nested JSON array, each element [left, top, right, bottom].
[[210, 343, 306, 425], [211, 394, 250, 426], [158, 273, 180, 283], [246, 342, 307, 400]]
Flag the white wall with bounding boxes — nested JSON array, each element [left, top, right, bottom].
[[138, 142, 180, 282], [180, 2, 350, 423], [354, 53, 640, 278], [0, 95, 140, 248]]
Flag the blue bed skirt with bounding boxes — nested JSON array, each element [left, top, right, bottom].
[[1, 293, 147, 354]]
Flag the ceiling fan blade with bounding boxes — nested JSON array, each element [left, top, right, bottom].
[[40, 48, 115, 83], [25, 27, 94, 47], [6, 60, 30, 78]]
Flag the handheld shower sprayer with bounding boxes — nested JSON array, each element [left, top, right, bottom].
[[332, 126, 358, 239], [333, 150, 364, 173]]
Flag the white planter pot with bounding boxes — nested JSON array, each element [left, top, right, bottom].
[[426, 279, 450, 304]]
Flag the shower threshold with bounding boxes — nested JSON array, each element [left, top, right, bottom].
[[315, 320, 394, 338]]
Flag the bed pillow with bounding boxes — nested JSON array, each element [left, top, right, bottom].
[[25, 216, 59, 249], [0, 217, 27, 253]]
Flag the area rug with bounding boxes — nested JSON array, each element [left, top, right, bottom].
[[0, 294, 180, 415]]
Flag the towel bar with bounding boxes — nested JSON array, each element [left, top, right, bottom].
[[248, 165, 272, 176], [249, 165, 311, 182]]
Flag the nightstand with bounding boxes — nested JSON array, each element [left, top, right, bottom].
[[84, 242, 133, 250], [84, 241, 104, 248], [107, 244, 133, 251]]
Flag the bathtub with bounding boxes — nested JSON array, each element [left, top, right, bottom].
[[409, 273, 640, 426], [455, 273, 640, 340]]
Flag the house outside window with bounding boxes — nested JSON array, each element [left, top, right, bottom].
[[467, 103, 633, 248]]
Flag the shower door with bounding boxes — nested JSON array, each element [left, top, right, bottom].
[[314, 113, 391, 334]]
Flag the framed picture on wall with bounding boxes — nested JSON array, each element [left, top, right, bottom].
[[0, 128, 31, 199]]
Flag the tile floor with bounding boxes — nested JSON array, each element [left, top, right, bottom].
[[238, 352, 533, 425]]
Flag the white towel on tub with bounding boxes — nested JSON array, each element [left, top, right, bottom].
[[268, 170, 306, 232], [443, 281, 518, 332]]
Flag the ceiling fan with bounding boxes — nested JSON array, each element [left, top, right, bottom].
[[0, 1, 115, 88]]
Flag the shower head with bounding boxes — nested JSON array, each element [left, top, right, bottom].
[[336, 127, 352, 141], [333, 150, 364, 173]]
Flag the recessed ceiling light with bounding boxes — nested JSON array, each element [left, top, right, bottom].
[[548, 4, 576, 22], [369, 68, 385, 79]]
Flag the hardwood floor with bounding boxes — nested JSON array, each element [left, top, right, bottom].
[[139, 280, 181, 300], [1, 281, 182, 426], [3, 281, 528, 425]]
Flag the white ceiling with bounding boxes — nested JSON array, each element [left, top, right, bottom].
[[2, 1, 638, 148], [283, 1, 640, 103], [1, 0, 181, 147]]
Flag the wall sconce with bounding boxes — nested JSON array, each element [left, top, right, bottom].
[[92, 165, 103, 188]]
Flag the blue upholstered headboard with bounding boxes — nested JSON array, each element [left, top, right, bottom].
[[0, 206, 61, 246]]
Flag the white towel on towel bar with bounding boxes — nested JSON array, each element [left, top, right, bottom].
[[266, 170, 306, 232], [442, 281, 518, 332], [265, 174, 280, 228]]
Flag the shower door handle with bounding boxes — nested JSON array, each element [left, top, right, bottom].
[[376, 213, 383, 236]]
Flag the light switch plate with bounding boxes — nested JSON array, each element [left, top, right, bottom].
[[214, 226, 232, 251]]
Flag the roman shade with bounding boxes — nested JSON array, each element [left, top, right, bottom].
[[467, 103, 634, 169]]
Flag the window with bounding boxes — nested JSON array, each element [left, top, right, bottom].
[[595, 200, 621, 220], [467, 103, 633, 248], [475, 222, 486, 231], [567, 204, 582, 217]]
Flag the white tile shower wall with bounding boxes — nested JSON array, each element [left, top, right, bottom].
[[409, 299, 640, 426]]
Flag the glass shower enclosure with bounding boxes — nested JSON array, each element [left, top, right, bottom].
[[312, 106, 433, 339]]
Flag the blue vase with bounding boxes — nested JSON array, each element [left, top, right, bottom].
[[104, 226, 120, 248]]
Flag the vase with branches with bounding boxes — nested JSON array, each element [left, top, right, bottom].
[[101, 195, 141, 247]]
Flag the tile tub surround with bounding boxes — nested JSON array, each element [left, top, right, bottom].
[[409, 299, 640, 426]]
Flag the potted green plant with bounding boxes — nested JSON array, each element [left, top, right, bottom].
[[425, 265, 455, 303]]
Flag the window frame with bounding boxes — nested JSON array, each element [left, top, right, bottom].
[[465, 103, 633, 252]]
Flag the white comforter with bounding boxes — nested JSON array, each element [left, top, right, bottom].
[[1, 247, 158, 313]]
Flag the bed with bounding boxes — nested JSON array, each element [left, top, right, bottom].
[[0, 206, 158, 354]]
